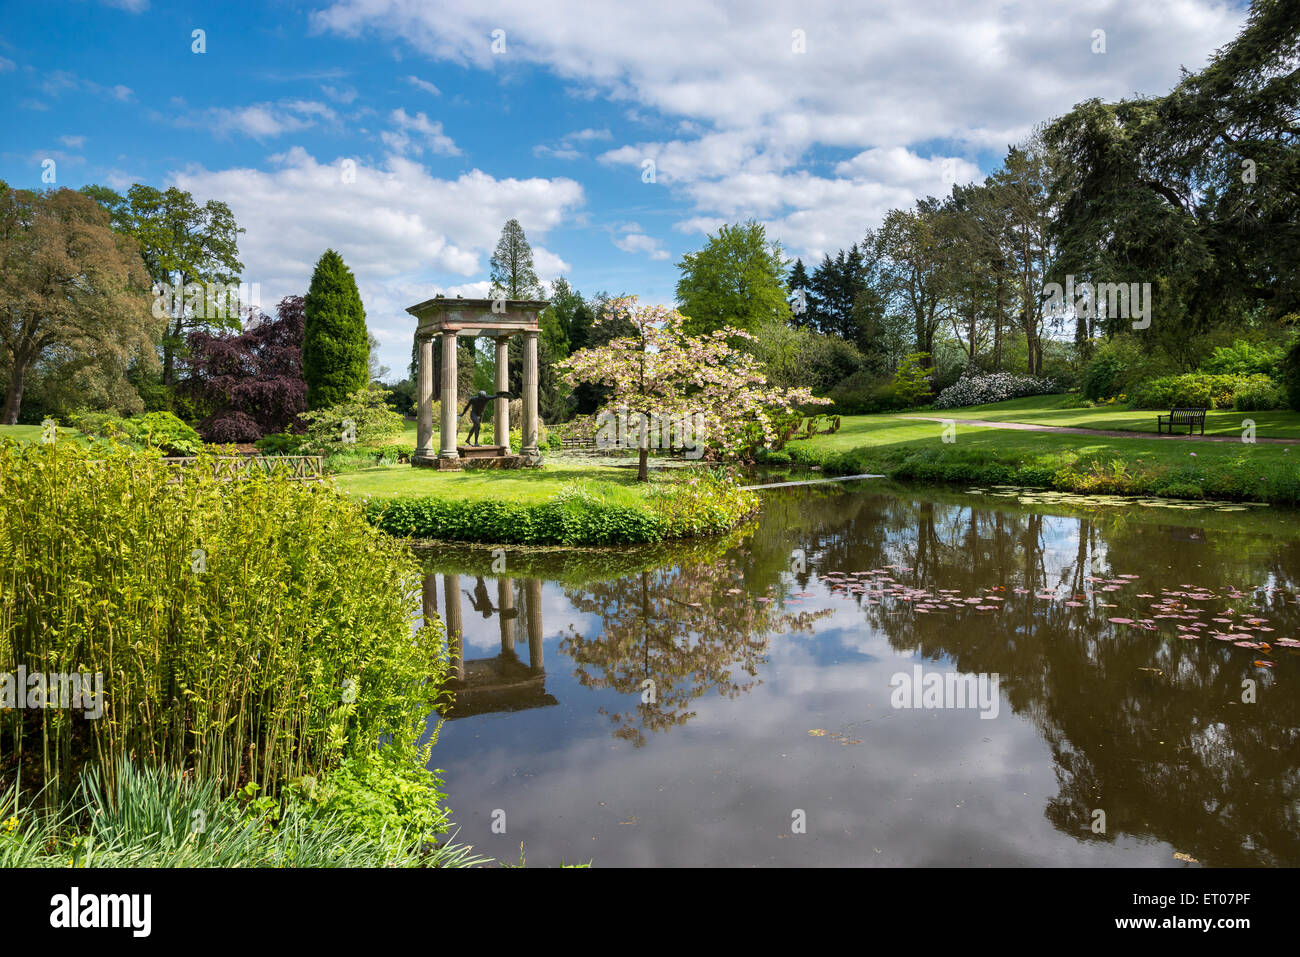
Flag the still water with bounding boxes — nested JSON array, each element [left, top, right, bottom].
[[416, 482, 1300, 867]]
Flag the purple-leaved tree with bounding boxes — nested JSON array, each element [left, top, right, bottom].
[[185, 295, 307, 442]]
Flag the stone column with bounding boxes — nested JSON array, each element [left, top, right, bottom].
[[415, 336, 434, 461], [525, 577, 544, 672], [494, 336, 511, 451], [497, 576, 516, 658], [522, 330, 540, 459], [443, 572, 463, 682], [439, 330, 459, 461]]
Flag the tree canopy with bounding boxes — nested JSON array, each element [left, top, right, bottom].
[[0, 187, 158, 423]]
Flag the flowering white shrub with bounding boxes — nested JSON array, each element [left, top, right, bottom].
[[932, 372, 1062, 410]]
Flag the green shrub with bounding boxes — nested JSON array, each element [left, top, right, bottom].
[[304, 743, 451, 853], [1081, 351, 1124, 400], [755, 448, 792, 466], [0, 441, 445, 809], [365, 476, 755, 545], [1128, 373, 1270, 410], [1080, 336, 1178, 399], [1281, 337, 1300, 411], [1199, 339, 1284, 377], [645, 471, 758, 538], [254, 431, 307, 455], [68, 410, 203, 455], [298, 387, 405, 452], [1233, 377, 1285, 411], [891, 352, 933, 407], [826, 370, 907, 415]]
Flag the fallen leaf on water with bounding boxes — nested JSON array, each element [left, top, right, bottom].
[[1173, 852, 1198, 864], [808, 729, 827, 736]]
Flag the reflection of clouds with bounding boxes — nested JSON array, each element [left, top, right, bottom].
[[425, 488, 1300, 866], [435, 659, 1174, 866]]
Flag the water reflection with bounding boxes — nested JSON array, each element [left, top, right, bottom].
[[417, 484, 1300, 866], [425, 572, 556, 718]]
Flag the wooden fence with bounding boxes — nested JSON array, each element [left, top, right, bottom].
[[159, 455, 324, 482]]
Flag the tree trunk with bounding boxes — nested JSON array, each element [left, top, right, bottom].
[[993, 274, 1003, 370], [2, 359, 26, 425], [638, 447, 649, 482]]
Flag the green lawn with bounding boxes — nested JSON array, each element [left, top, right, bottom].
[[0, 424, 88, 444], [799, 408, 1297, 469], [787, 400, 1300, 504], [919, 393, 1300, 440], [331, 461, 648, 504]]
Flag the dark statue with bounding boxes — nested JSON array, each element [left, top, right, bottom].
[[461, 390, 514, 446]]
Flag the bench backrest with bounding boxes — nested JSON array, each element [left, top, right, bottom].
[[1168, 407, 1206, 419]]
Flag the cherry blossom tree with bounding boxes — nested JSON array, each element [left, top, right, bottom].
[[560, 296, 828, 481]]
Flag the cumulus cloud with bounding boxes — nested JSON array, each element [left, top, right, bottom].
[[311, 0, 1246, 257], [381, 108, 460, 156], [611, 223, 671, 261], [171, 147, 582, 376]]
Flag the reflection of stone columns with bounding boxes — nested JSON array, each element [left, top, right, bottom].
[[422, 570, 438, 626], [525, 577, 544, 672], [443, 572, 463, 681], [439, 330, 459, 461], [498, 577, 516, 657], [415, 336, 434, 460], [494, 336, 511, 451], [522, 330, 539, 458]]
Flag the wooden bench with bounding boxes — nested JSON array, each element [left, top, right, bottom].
[[1157, 407, 1207, 435]]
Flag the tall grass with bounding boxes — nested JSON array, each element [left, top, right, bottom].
[[0, 760, 488, 868], [0, 440, 447, 809]]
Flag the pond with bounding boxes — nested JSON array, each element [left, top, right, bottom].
[[415, 481, 1300, 867]]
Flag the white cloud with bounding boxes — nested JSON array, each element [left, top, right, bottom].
[[382, 108, 460, 156], [177, 100, 337, 139], [532, 144, 579, 160], [59, 135, 87, 149], [321, 84, 358, 103], [0, 57, 15, 72], [611, 224, 671, 261], [312, 0, 1246, 258], [171, 147, 583, 376], [406, 74, 441, 95]]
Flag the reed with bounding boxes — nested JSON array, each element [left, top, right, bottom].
[[0, 439, 446, 810]]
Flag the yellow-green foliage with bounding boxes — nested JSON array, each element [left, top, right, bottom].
[[0, 439, 446, 808]]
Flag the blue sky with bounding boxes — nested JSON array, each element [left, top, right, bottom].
[[1, 0, 1247, 376]]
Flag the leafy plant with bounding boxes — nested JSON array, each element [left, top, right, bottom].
[[297, 386, 404, 453], [890, 352, 933, 407], [0, 441, 445, 809]]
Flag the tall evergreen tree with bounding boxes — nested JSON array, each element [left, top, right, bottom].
[[788, 258, 815, 328], [489, 219, 541, 299], [809, 243, 870, 341], [302, 249, 369, 409]]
